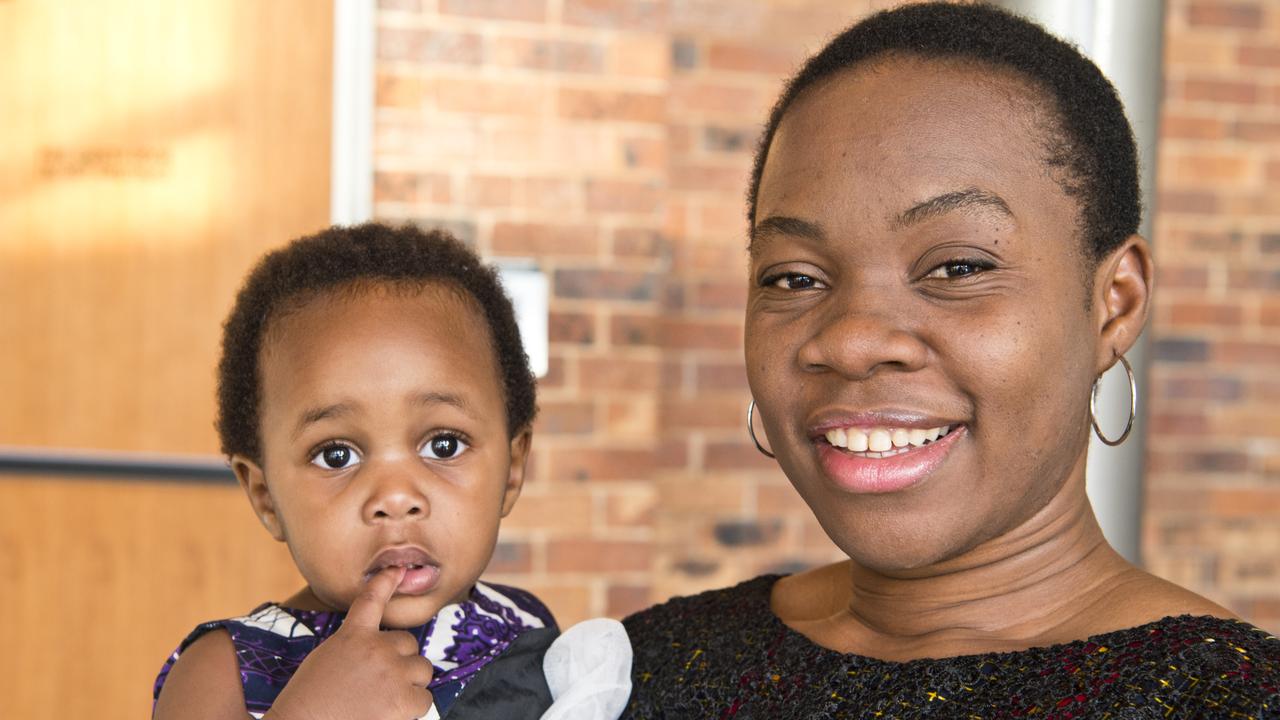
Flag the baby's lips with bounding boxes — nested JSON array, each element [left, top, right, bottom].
[[364, 544, 438, 577]]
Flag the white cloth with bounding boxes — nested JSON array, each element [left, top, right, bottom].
[[540, 618, 633, 720]]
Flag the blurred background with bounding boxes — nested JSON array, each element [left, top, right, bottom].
[[2, 0, 1277, 717]]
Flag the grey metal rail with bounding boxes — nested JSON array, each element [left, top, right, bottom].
[[0, 445, 235, 482]]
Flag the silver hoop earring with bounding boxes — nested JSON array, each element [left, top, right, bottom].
[[747, 399, 776, 459], [1090, 354, 1137, 447]]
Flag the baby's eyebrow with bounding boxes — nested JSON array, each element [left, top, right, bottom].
[[411, 391, 474, 416], [293, 402, 354, 439]]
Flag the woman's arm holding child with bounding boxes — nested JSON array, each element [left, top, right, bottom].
[[155, 568, 435, 720]]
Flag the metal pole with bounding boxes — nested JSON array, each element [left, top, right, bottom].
[[996, 0, 1166, 564]]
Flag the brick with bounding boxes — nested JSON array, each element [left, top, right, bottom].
[[1149, 411, 1209, 435], [610, 34, 670, 78], [465, 175, 513, 207], [1168, 301, 1244, 326], [563, 0, 667, 31], [494, 36, 604, 73], [610, 314, 659, 346], [705, 440, 780, 471], [670, 163, 750, 194], [704, 125, 758, 153], [492, 222, 598, 258], [406, 217, 476, 246], [606, 584, 652, 617], [1260, 234, 1280, 253], [695, 360, 747, 391], [378, 28, 483, 65], [670, 0, 764, 34], [659, 396, 743, 431], [1240, 45, 1280, 71], [671, 38, 699, 70], [376, 72, 431, 108], [612, 228, 667, 259], [502, 490, 593, 533], [555, 268, 659, 301], [713, 518, 782, 546], [1166, 151, 1252, 183], [1187, 2, 1263, 29], [604, 395, 658, 437], [559, 88, 665, 123], [669, 81, 762, 117], [374, 170, 450, 204], [1158, 265, 1210, 290], [1157, 190, 1219, 215], [1261, 299, 1280, 327], [548, 311, 596, 345], [691, 280, 745, 310], [1228, 268, 1280, 290], [506, 581, 591, 626], [436, 77, 548, 116], [485, 540, 532, 573], [579, 356, 663, 392], [1156, 375, 1244, 402], [660, 317, 742, 350], [439, 0, 546, 22], [706, 40, 797, 74], [1218, 341, 1280, 365], [549, 446, 675, 483], [1152, 338, 1209, 363], [657, 473, 748, 513], [1183, 78, 1259, 105], [604, 486, 657, 526], [548, 539, 652, 572], [621, 135, 667, 171], [1211, 489, 1280, 518], [533, 399, 594, 434], [585, 179, 662, 214]]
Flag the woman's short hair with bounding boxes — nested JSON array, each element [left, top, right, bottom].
[[748, 1, 1141, 263]]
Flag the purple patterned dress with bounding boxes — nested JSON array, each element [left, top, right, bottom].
[[154, 581, 557, 718]]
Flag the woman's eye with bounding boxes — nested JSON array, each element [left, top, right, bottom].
[[421, 434, 469, 460], [766, 273, 824, 290], [925, 260, 991, 279], [310, 444, 360, 470]]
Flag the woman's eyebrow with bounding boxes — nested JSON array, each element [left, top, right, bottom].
[[749, 215, 827, 253], [893, 188, 1013, 228]]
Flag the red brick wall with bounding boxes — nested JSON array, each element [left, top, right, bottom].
[[1145, 0, 1280, 633], [372, 0, 1279, 631]]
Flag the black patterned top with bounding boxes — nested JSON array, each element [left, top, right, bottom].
[[622, 575, 1280, 719]]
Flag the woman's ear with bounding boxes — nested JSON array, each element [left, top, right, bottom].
[[1092, 234, 1154, 373], [500, 428, 533, 518], [230, 455, 286, 542]]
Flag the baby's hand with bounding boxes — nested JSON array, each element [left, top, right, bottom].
[[266, 568, 435, 720]]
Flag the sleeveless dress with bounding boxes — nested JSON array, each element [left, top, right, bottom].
[[155, 581, 558, 719], [623, 574, 1280, 719]]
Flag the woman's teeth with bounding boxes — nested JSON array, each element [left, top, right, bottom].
[[825, 425, 952, 454]]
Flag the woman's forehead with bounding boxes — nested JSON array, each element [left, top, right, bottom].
[[757, 57, 1067, 228]]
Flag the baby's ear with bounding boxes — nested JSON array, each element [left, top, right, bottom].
[[230, 455, 286, 542], [500, 428, 533, 518]]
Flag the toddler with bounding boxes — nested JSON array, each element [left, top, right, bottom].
[[153, 224, 564, 719]]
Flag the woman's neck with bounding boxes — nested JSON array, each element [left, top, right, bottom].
[[778, 480, 1145, 660]]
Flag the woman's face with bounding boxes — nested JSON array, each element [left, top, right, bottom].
[[747, 57, 1104, 572]]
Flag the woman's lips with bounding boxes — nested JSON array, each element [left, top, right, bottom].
[[364, 546, 441, 596], [815, 424, 966, 494]]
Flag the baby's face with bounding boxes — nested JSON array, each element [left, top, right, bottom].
[[238, 281, 528, 629]]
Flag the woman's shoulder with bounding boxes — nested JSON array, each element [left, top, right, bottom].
[[623, 573, 780, 640]]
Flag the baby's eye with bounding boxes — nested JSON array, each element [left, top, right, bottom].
[[924, 259, 993, 279], [765, 273, 825, 291], [420, 433, 469, 460], [310, 444, 360, 470]]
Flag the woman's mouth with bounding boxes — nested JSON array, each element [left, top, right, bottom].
[[814, 423, 965, 493], [823, 424, 955, 458], [364, 546, 441, 595]]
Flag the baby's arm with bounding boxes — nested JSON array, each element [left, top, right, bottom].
[[153, 630, 247, 720], [155, 568, 436, 720]]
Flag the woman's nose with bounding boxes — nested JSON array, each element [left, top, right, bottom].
[[796, 294, 928, 379], [361, 465, 429, 523]]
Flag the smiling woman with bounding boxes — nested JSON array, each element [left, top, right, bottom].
[[621, 3, 1280, 718]]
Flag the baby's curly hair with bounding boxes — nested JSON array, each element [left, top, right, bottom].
[[748, 1, 1141, 262], [217, 223, 536, 461]]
